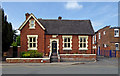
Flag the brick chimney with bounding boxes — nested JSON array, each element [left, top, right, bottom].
[[25, 13, 30, 19], [58, 16, 62, 20]]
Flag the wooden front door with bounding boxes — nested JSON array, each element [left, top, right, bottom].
[[52, 41, 57, 53]]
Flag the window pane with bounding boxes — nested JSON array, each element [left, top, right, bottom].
[[84, 38, 86, 42], [64, 38, 67, 42], [33, 43, 36, 47], [80, 43, 82, 48], [31, 20, 34, 24], [68, 38, 70, 42], [116, 31, 118, 35], [31, 24, 34, 28], [116, 30, 118, 33], [116, 44, 118, 47], [64, 43, 67, 47], [30, 38, 32, 42], [83, 43, 86, 48], [68, 43, 70, 47], [115, 30, 119, 36], [80, 38, 82, 42], [115, 31, 117, 35], [33, 37, 36, 42], [30, 43, 32, 47]]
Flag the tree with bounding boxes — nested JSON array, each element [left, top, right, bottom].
[[11, 35, 20, 46], [16, 35, 20, 46], [13, 30, 18, 42], [2, 9, 14, 55]]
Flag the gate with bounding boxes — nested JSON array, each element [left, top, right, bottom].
[[100, 50, 116, 57], [13, 46, 18, 57], [109, 50, 116, 57]]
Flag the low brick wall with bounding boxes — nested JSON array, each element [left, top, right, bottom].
[[60, 54, 96, 62], [7, 47, 13, 57], [7, 46, 21, 57], [6, 58, 50, 63]]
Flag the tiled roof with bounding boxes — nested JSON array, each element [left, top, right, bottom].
[[39, 19, 94, 35]]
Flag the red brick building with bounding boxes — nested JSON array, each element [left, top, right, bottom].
[[18, 13, 96, 62], [93, 26, 120, 57]]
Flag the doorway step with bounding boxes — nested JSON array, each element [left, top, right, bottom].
[[50, 53, 58, 62]]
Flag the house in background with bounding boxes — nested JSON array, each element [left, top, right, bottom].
[[92, 33, 97, 54], [17, 13, 96, 62], [94, 26, 120, 57]]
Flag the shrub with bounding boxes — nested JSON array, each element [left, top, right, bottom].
[[28, 50, 37, 53], [39, 53, 43, 58], [21, 50, 43, 58], [76, 52, 78, 54], [20, 51, 27, 57], [34, 53, 39, 58], [22, 53, 30, 58], [11, 41, 17, 46]]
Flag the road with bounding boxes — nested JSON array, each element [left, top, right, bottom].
[[1, 56, 118, 74]]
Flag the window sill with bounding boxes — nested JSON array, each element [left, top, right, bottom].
[[63, 48, 72, 50], [79, 48, 88, 50], [29, 27, 35, 29], [114, 36, 119, 37], [28, 48, 37, 50]]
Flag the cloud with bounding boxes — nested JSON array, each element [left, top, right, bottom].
[[65, 2, 83, 10]]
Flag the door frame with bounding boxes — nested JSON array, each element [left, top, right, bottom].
[[98, 45, 100, 55], [50, 39, 59, 55], [52, 41, 57, 53]]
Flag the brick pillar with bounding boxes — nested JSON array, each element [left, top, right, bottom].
[[17, 46, 21, 57]]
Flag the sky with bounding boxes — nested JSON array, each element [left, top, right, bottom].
[[1, 2, 118, 34]]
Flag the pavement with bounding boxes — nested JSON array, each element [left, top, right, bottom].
[[0, 56, 119, 74]]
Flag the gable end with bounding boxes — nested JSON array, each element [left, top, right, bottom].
[[18, 13, 45, 31]]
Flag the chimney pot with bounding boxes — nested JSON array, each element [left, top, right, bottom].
[[58, 16, 62, 20], [25, 13, 30, 19]]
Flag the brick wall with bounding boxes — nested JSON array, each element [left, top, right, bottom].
[[7, 47, 13, 57], [6, 54, 96, 63], [19, 16, 93, 57], [6, 58, 50, 63], [95, 26, 120, 51], [109, 28, 120, 50], [20, 17, 45, 54], [96, 26, 111, 51], [95, 26, 120, 57], [45, 35, 92, 56], [60, 54, 96, 62], [18, 46, 21, 57], [7, 46, 21, 57], [116, 51, 120, 57]]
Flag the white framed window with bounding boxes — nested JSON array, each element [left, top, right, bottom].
[[93, 36, 94, 44], [95, 34, 96, 43], [114, 29, 119, 37], [103, 31, 106, 35], [104, 44, 107, 48], [62, 36, 72, 50], [93, 46, 96, 49], [115, 43, 119, 50], [98, 33, 101, 39], [29, 20, 35, 29], [78, 36, 88, 50], [27, 35, 38, 50]]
